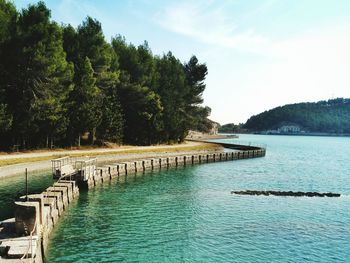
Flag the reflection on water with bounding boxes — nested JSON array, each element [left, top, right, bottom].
[[0, 170, 53, 220]]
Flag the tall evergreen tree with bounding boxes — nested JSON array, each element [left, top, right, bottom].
[[0, 0, 16, 147], [183, 56, 210, 132], [1, 1, 73, 148], [64, 17, 123, 145], [68, 57, 100, 146], [184, 56, 208, 105], [117, 73, 163, 145], [153, 52, 189, 142], [96, 68, 124, 144]]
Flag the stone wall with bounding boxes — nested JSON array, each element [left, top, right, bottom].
[[79, 149, 266, 189]]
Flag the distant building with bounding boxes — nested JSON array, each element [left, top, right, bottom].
[[278, 125, 301, 133]]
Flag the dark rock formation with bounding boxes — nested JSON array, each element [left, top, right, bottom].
[[231, 190, 340, 197]]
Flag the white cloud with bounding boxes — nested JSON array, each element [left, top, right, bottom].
[[262, 23, 350, 100], [154, 1, 270, 53], [211, 25, 350, 123]]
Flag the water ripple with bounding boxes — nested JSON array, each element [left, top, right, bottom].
[[44, 135, 350, 262]]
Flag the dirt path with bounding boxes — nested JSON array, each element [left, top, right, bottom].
[[0, 142, 222, 179], [0, 141, 204, 160]]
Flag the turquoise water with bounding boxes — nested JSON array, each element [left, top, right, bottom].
[[44, 135, 350, 262], [0, 171, 53, 221], [2, 135, 350, 262]]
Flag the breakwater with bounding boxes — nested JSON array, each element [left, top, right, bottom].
[[77, 149, 266, 189], [0, 146, 266, 262], [231, 190, 341, 197]]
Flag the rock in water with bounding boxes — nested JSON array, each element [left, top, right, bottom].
[[231, 190, 340, 197]]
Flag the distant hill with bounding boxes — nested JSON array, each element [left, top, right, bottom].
[[243, 98, 350, 134]]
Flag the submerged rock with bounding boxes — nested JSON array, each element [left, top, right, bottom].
[[231, 190, 341, 197]]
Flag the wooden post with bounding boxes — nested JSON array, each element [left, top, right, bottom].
[[25, 168, 28, 201]]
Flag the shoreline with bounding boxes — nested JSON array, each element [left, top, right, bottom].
[[255, 132, 350, 137], [220, 132, 350, 138], [0, 141, 223, 180]]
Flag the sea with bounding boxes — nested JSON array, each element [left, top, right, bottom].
[[1, 134, 350, 262]]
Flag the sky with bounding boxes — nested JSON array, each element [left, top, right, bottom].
[[12, 0, 350, 124]]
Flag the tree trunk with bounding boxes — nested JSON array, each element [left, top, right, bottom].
[[78, 134, 81, 147], [89, 129, 95, 145]]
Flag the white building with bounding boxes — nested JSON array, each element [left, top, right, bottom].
[[278, 125, 301, 133]]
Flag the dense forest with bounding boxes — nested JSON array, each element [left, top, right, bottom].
[[218, 123, 242, 133], [244, 98, 350, 133], [0, 1, 212, 150]]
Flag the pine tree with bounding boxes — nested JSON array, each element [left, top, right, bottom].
[[68, 57, 101, 146], [0, 0, 17, 149], [1, 1, 73, 148]]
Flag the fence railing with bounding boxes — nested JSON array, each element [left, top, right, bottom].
[[20, 219, 37, 263]]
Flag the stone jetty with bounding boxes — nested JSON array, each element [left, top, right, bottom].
[[231, 190, 341, 197], [0, 180, 79, 262]]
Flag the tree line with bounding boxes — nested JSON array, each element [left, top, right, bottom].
[[0, 1, 212, 150], [218, 123, 243, 133], [244, 98, 350, 133]]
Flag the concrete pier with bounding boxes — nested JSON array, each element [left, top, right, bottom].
[[0, 180, 79, 262]]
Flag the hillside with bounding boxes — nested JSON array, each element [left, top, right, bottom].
[[244, 98, 350, 134]]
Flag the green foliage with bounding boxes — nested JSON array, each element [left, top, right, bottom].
[[0, 0, 16, 43], [184, 56, 207, 105], [0, 1, 210, 150], [153, 52, 188, 142], [96, 71, 123, 144], [219, 123, 241, 133], [64, 16, 121, 145], [0, 103, 12, 132], [244, 98, 350, 133], [117, 73, 163, 145], [68, 57, 101, 144], [0, 1, 73, 148]]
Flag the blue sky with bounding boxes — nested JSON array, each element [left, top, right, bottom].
[[13, 0, 350, 124]]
